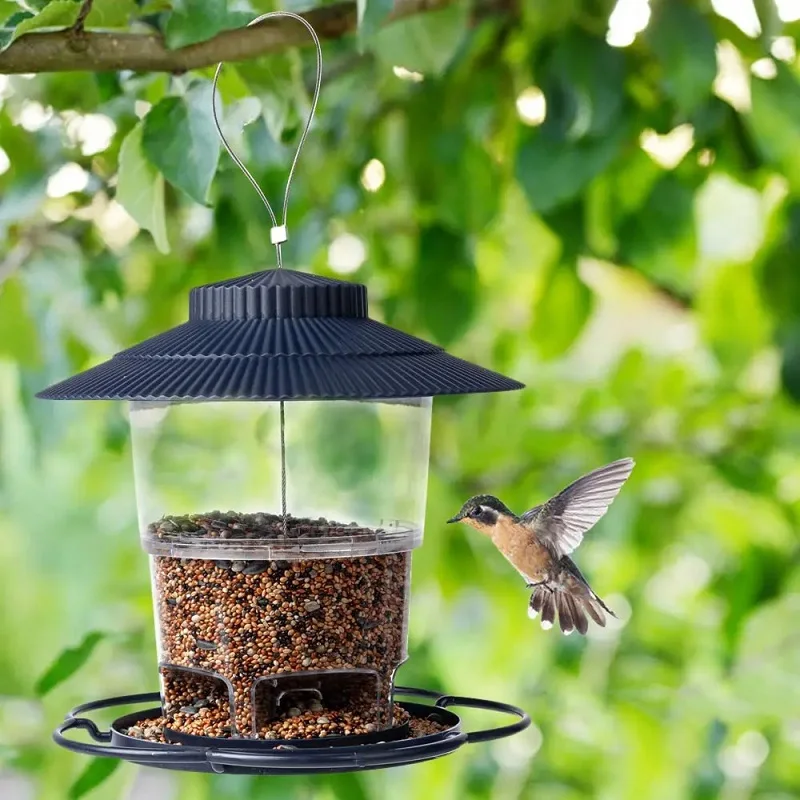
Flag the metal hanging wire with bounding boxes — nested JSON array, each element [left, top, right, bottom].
[[211, 11, 323, 535], [211, 11, 323, 269]]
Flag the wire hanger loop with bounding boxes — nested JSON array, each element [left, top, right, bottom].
[[211, 11, 323, 269]]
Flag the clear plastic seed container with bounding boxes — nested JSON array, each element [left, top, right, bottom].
[[131, 398, 431, 739]]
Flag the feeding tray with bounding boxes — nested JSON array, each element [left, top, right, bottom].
[[54, 688, 529, 775]]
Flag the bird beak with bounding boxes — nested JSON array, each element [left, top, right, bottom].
[[447, 514, 461, 524]]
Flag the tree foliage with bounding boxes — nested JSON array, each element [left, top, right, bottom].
[[1, 0, 800, 798]]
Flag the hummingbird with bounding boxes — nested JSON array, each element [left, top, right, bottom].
[[447, 458, 635, 635]]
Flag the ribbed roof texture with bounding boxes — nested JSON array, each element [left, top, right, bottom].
[[37, 270, 524, 401]]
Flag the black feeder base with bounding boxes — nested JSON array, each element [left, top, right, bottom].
[[54, 687, 531, 775]]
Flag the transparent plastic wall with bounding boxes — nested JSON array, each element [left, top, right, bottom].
[[130, 398, 432, 559], [130, 398, 429, 738]]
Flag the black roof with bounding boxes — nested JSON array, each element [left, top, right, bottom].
[[37, 269, 524, 401]]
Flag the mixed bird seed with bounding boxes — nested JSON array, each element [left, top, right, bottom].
[[126, 706, 445, 744], [159, 670, 232, 738], [147, 510, 391, 546], [150, 512, 410, 740]]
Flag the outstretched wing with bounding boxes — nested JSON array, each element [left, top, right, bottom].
[[520, 458, 634, 556]]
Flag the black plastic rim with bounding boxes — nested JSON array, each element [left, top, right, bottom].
[[53, 686, 531, 775]]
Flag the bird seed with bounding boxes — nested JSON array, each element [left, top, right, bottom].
[[150, 512, 409, 740]]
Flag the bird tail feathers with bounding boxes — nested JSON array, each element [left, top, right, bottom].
[[528, 583, 615, 636]]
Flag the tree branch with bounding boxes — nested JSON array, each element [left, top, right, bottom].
[[0, 0, 457, 74]]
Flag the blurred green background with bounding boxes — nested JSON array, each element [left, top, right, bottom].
[[3, 0, 800, 798]]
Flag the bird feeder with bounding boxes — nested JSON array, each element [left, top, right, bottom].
[[40, 267, 530, 773], [37, 11, 530, 776]]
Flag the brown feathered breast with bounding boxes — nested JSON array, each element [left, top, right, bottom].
[[489, 516, 553, 583]]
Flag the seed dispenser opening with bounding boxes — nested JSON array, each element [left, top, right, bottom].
[[37, 9, 531, 777]]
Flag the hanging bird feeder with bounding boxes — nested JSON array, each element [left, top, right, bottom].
[[38, 12, 529, 776]]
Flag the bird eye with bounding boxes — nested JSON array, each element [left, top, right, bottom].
[[469, 506, 483, 519]]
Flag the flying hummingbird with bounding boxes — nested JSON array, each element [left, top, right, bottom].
[[447, 458, 635, 635]]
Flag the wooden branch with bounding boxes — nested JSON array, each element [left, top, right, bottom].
[[0, 0, 457, 74]]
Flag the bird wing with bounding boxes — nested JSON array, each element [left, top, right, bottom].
[[520, 458, 634, 556]]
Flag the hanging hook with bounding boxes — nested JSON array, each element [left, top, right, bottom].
[[211, 11, 323, 269]]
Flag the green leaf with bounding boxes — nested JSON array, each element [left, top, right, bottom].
[[371, 2, 468, 75], [605, 146, 664, 218], [618, 176, 697, 295], [540, 30, 626, 140], [769, 206, 800, 399], [0, 1, 21, 23], [0, 180, 47, 234], [0, 11, 32, 50], [698, 261, 772, 369], [85, 0, 137, 28], [142, 81, 220, 205], [235, 51, 297, 142], [10, 0, 79, 43], [780, 323, 800, 403], [35, 632, 105, 697], [357, 0, 394, 47], [759, 202, 800, 328], [68, 758, 120, 800], [585, 174, 617, 258], [647, 0, 718, 114], [407, 94, 501, 232], [86, 252, 125, 303], [749, 66, 800, 192], [220, 96, 261, 154], [117, 121, 169, 253], [0, 276, 41, 367], [213, 195, 250, 264], [515, 128, 624, 214], [164, 0, 238, 49], [413, 225, 477, 346], [541, 200, 586, 262], [733, 594, 800, 718], [531, 261, 593, 359], [139, 0, 171, 12], [328, 772, 371, 800], [437, 137, 500, 231]]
